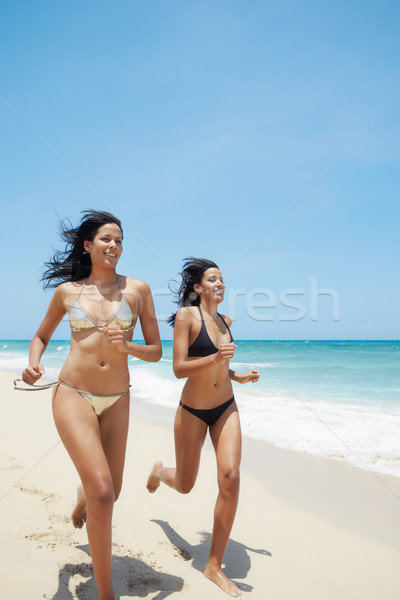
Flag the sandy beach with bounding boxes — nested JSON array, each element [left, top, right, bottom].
[[1, 369, 400, 599]]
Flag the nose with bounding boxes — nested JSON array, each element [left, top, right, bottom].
[[109, 239, 117, 249]]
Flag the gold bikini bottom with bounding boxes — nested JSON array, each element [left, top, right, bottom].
[[13, 379, 130, 416]]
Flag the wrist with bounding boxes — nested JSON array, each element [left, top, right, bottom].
[[121, 340, 131, 354]]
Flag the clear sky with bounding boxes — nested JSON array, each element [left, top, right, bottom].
[[1, 1, 399, 340]]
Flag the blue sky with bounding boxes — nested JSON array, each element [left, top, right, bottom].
[[1, 1, 399, 340]]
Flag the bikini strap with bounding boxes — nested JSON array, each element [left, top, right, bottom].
[[197, 305, 205, 322], [13, 379, 59, 391], [76, 278, 89, 299], [218, 313, 234, 342], [117, 275, 126, 302]]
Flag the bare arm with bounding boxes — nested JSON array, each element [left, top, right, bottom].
[[172, 308, 236, 379], [229, 368, 260, 384], [22, 285, 67, 383]]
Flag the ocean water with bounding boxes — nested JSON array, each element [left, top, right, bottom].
[[2, 339, 400, 478]]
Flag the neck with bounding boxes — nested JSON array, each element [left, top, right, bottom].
[[86, 266, 119, 286], [200, 299, 219, 319]]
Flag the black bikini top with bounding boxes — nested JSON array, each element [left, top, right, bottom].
[[188, 305, 234, 357]]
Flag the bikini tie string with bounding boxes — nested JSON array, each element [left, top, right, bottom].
[[13, 379, 59, 391]]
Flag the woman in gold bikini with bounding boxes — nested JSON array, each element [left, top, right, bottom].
[[20, 210, 162, 600]]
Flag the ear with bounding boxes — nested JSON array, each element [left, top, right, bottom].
[[84, 242, 91, 253], [193, 284, 202, 294]]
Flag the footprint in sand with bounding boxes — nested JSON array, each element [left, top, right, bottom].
[[0, 456, 24, 470], [24, 532, 57, 550], [18, 485, 60, 504]]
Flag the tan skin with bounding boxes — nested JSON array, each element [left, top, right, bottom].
[[147, 268, 260, 598], [22, 223, 162, 600]]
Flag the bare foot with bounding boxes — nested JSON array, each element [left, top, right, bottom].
[[71, 484, 87, 528], [146, 461, 163, 493], [204, 564, 242, 597]]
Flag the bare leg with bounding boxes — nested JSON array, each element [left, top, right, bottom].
[[204, 403, 242, 597], [98, 392, 130, 503], [147, 405, 208, 494], [53, 387, 129, 600]]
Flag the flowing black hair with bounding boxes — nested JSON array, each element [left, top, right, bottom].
[[168, 257, 219, 326], [42, 210, 123, 289]]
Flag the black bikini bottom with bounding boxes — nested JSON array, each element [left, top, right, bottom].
[[179, 396, 235, 427]]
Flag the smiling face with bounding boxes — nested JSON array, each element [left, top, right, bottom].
[[194, 267, 225, 304], [84, 223, 123, 269]]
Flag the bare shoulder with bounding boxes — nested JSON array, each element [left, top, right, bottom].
[[122, 276, 151, 294], [175, 305, 197, 325], [59, 280, 85, 300], [60, 279, 85, 292], [53, 281, 75, 300]]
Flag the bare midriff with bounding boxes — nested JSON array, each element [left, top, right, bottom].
[[180, 358, 233, 409], [58, 329, 132, 393]]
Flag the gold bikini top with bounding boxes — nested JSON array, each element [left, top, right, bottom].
[[69, 277, 135, 333]]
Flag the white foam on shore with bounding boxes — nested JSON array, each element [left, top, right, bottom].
[[236, 389, 400, 477], [130, 366, 400, 478]]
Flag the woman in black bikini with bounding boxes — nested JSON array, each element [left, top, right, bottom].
[[20, 210, 162, 600], [147, 258, 259, 598]]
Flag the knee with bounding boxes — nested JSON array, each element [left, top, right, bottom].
[[175, 477, 195, 495], [87, 477, 115, 510], [218, 468, 240, 496]]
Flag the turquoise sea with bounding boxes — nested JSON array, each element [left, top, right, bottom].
[[2, 340, 400, 477]]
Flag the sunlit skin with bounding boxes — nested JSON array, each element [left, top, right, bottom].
[[147, 267, 260, 598], [23, 223, 162, 600]]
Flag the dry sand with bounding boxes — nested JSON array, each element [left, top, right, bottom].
[[1, 370, 400, 599]]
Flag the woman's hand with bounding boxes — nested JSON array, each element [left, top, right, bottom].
[[237, 369, 260, 384], [22, 364, 45, 384], [103, 327, 129, 353], [213, 342, 237, 363]]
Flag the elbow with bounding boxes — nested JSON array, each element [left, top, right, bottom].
[[153, 348, 162, 362], [173, 366, 185, 379], [34, 334, 49, 349], [148, 344, 162, 363]]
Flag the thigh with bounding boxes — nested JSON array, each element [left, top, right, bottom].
[[52, 385, 112, 488], [98, 391, 130, 497], [209, 402, 242, 475], [174, 404, 208, 488]]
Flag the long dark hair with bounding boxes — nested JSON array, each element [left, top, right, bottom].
[[168, 257, 219, 326], [42, 210, 123, 288]]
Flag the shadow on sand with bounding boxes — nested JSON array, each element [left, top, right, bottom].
[[151, 519, 271, 593], [46, 544, 184, 600]]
